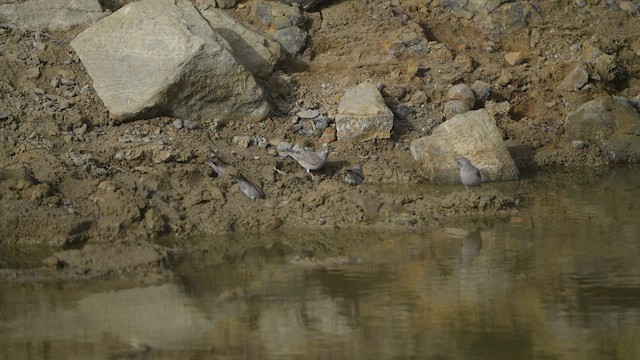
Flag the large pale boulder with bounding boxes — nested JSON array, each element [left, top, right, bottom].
[[565, 95, 640, 162], [200, 8, 281, 79], [335, 81, 394, 141], [410, 109, 519, 184], [0, 0, 107, 31], [70, 0, 269, 123]]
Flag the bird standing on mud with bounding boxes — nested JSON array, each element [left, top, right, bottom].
[[280, 143, 329, 180], [344, 163, 364, 185], [455, 156, 482, 190], [205, 160, 265, 200]]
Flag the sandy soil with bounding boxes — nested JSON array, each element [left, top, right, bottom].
[[0, 0, 638, 280]]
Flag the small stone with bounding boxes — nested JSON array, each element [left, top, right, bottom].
[[604, 0, 621, 11], [60, 78, 76, 86], [74, 123, 88, 137], [504, 51, 525, 66], [319, 127, 337, 144], [410, 90, 427, 105], [297, 109, 320, 119], [59, 69, 76, 80], [447, 84, 475, 108], [50, 78, 61, 88], [277, 141, 293, 153], [273, 26, 307, 54], [391, 104, 415, 120], [443, 100, 471, 119], [25, 67, 40, 80], [314, 116, 330, 131], [575, 0, 587, 7], [233, 135, 252, 148], [257, 136, 268, 148], [470, 81, 491, 106], [571, 140, 586, 149], [183, 120, 197, 130], [154, 149, 174, 163], [620, 1, 639, 13], [114, 151, 125, 161], [172, 119, 184, 129], [559, 63, 589, 91]]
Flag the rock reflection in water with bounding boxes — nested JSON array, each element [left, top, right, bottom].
[[1, 166, 640, 359]]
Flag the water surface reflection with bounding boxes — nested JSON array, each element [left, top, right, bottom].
[[1, 166, 640, 359]]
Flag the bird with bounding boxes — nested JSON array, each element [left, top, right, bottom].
[[280, 143, 329, 179], [204, 160, 226, 177], [205, 160, 265, 200], [234, 174, 266, 200], [455, 155, 482, 190], [344, 163, 364, 185]]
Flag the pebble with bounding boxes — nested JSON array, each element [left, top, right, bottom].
[[277, 141, 293, 153], [620, 1, 639, 13], [233, 135, 252, 148], [443, 100, 471, 119], [319, 127, 336, 143], [314, 116, 330, 130], [172, 119, 184, 129], [571, 140, 586, 149], [183, 120, 196, 130], [50, 78, 60, 88], [60, 78, 76, 86], [114, 151, 125, 161], [74, 123, 88, 137], [256, 136, 268, 148], [575, 0, 587, 7], [447, 83, 475, 108], [504, 51, 526, 66], [471, 81, 491, 106], [297, 109, 320, 119]]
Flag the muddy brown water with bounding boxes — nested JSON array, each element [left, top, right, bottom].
[[1, 166, 640, 359]]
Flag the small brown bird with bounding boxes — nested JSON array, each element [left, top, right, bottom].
[[455, 156, 482, 190], [205, 160, 265, 200], [281, 144, 329, 179], [344, 163, 364, 186]]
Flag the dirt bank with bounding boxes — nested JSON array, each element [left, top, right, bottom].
[[1, 0, 639, 279]]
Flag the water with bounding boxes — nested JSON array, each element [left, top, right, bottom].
[[1, 166, 640, 359]]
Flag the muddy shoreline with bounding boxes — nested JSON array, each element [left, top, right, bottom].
[[2, 1, 640, 281]]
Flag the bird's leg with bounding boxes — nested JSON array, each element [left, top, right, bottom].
[[307, 169, 316, 180]]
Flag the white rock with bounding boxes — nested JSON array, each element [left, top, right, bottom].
[[410, 109, 519, 183], [0, 0, 106, 31], [335, 81, 394, 141], [200, 8, 281, 79], [70, 0, 269, 124]]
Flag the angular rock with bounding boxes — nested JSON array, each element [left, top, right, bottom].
[[200, 8, 281, 79], [335, 81, 394, 141], [559, 63, 589, 91], [565, 95, 640, 162], [447, 84, 475, 108], [273, 26, 308, 54], [0, 0, 107, 31], [471, 80, 491, 106], [443, 100, 471, 120], [410, 109, 519, 183], [70, 0, 269, 124], [470, 1, 540, 36], [255, 1, 305, 27]]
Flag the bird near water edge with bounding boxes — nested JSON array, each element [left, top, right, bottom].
[[344, 163, 365, 185], [281, 143, 329, 180], [205, 160, 265, 200], [455, 156, 482, 190]]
